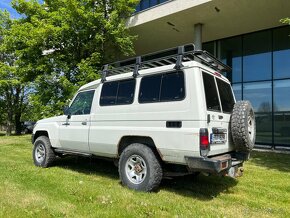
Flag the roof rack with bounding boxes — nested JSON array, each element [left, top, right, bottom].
[[100, 43, 231, 82]]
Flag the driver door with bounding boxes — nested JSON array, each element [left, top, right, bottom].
[[58, 90, 95, 152]]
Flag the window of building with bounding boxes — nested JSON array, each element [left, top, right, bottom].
[[273, 80, 290, 146], [220, 36, 242, 83], [69, 90, 95, 115], [202, 72, 221, 112], [243, 82, 272, 145], [135, 0, 169, 13], [100, 79, 136, 106], [273, 26, 290, 79], [216, 79, 235, 113], [203, 26, 290, 147], [203, 42, 215, 56], [243, 30, 272, 82], [139, 71, 185, 103], [232, 83, 242, 101]]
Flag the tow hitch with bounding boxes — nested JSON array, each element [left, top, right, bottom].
[[225, 166, 244, 178]]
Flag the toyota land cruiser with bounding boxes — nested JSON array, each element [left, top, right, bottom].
[[32, 44, 256, 192]]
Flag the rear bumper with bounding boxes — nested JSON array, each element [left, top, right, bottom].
[[185, 152, 248, 174]]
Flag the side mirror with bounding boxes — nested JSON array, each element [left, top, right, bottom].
[[63, 106, 70, 115], [63, 106, 71, 119]]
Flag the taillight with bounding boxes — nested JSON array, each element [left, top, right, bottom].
[[200, 128, 210, 157]]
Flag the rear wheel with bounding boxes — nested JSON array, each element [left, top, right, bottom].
[[231, 101, 256, 151], [119, 143, 162, 192], [33, 136, 56, 167]]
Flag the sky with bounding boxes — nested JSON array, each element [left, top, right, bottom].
[[0, 0, 21, 18]]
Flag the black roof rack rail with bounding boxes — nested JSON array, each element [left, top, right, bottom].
[[100, 43, 231, 82]]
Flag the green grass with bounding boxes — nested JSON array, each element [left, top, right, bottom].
[[0, 135, 289, 218]]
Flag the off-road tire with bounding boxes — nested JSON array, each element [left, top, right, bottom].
[[119, 143, 163, 192], [33, 136, 56, 168], [231, 101, 256, 152]]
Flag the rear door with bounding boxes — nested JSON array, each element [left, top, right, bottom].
[[202, 71, 235, 155]]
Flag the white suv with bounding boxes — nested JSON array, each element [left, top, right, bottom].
[[32, 44, 256, 192]]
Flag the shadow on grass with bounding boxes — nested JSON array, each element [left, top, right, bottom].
[[54, 156, 237, 200], [55, 156, 119, 180], [250, 151, 290, 173], [161, 174, 237, 200]]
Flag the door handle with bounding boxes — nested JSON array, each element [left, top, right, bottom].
[[81, 121, 87, 125], [218, 115, 223, 120], [62, 122, 70, 126]]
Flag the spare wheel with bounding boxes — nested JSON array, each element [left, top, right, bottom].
[[231, 100, 256, 152]]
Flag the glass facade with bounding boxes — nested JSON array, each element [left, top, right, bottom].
[[203, 26, 290, 148], [135, 0, 170, 13], [243, 82, 272, 145]]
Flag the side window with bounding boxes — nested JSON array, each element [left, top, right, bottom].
[[100, 81, 118, 106], [69, 90, 95, 115], [117, 79, 136, 104], [160, 72, 185, 101], [139, 74, 162, 103], [202, 72, 221, 111], [139, 71, 185, 103], [216, 79, 235, 113], [100, 79, 136, 106]]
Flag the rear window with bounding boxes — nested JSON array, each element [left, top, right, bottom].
[[216, 79, 235, 113], [202, 72, 221, 111]]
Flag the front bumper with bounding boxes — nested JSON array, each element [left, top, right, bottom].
[[185, 153, 247, 174]]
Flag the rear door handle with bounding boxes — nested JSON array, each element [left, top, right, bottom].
[[62, 122, 70, 126], [219, 115, 223, 120], [81, 121, 87, 125]]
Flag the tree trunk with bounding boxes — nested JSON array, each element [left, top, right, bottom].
[[15, 113, 22, 135], [14, 86, 22, 135], [6, 111, 13, 136], [5, 88, 13, 136]]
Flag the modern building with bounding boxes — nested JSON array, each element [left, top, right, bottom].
[[128, 0, 290, 149]]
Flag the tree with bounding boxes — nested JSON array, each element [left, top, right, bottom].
[[0, 10, 29, 135], [7, 0, 139, 119], [280, 18, 290, 25]]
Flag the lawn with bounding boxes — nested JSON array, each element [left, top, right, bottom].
[[0, 134, 289, 218]]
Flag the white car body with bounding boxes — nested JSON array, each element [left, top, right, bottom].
[[34, 61, 235, 165], [32, 45, 255, 192]]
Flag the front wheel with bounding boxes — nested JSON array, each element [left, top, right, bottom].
[[33, 136, 56, 168], [119, 143, 163, 192]]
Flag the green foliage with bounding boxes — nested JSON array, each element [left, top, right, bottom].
[[0, 10, 30, 135], [280, 18, 290, 25], [0, 0, 138, 125]]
